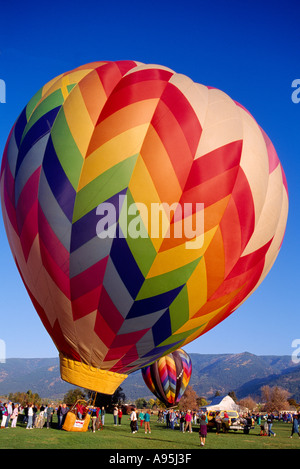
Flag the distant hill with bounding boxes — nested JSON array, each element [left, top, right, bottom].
[[188, 352, 299, 398], [0, 352, 299, 402], [0, 358, 77, 400], [123, 352, 300, 402]]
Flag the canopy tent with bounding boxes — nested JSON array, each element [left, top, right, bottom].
[[202, 395, 240, 412]]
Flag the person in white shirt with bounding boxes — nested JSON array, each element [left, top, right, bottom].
[[6, 401, 12, 428], [130, 407, 137, 433], [26, 404, 34, 429]]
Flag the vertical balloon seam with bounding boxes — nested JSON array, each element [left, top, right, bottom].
[[152, 359, 167, 404], [173, 351, 183, 404]]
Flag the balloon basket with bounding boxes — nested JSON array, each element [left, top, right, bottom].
[[59, 353, 127, 395], [63, 411, 90, 432]]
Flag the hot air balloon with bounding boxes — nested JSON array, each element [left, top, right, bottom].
[[0, 61, 288, 395], [141, 348, 192, 407]]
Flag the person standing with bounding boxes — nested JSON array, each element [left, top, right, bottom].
[[144, 410, 151, 434], [256, 413, 261, 426], [215, 411, 222, 435], [77, 402, 84, 419], [57, 405, 63, 430], [5, 401, 12, 428], [222, 411, 230, 433], [46, 403, 54, 429], [166, 410, 170, 428], [179, 412, 185, 432], [91, 407, 98, 432], [10, 404, 19, 428], [118, 407, 123, 426], [139, 410, 144, 429], [23, 405, 28, 425], [113, 406, 118, 425], [130, 407, 137, 433], [58, 403, 68, 430], [32, 404, 38, 428], [199, 414, 208, 446], [169, 410, 176, 430], [267, 413, 276, 437], [1, 403, 8, 428], [290, 414, 300, 438], [184, 410, 193, 433], [101, 406, 105, 426], [96, 407, 102, 430], [26, 404, 34, 429]]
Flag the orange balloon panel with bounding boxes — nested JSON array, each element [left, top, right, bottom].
[[0, 61, 288, 394]]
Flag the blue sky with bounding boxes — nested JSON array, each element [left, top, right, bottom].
[[0, 0, 299, 360]]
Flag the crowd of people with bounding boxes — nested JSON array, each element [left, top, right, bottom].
[[156, 408, 300, 442], [129, 407, 152, 434], [157, 409, 199, 430], [250, 411, 300, 438], [1, 399, 299, 443], [128, 407, 207, 443], [0, 401, 70, 430]]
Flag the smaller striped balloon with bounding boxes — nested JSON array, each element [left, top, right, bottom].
[[141, 349, 192, 407]]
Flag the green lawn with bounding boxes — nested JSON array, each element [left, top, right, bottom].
[[0, 414, 299, 451]]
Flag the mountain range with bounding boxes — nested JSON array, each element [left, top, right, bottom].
[[0, 352, 299, 402]]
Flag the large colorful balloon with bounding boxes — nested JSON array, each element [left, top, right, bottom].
[[141, 349, 192, 407], [0, 61, 288, 394]]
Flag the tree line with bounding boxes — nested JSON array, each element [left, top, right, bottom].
[[5, 384, 299, 414]]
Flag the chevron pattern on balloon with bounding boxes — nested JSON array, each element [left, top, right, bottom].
[[0, 61, 288, 392]]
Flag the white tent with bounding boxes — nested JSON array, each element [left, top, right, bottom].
[[204, 395, 240, 412]]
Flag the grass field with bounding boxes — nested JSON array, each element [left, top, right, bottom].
[[0, 413, 299, 452]]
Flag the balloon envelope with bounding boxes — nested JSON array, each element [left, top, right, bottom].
[[0, 61, 288, 394], [141, 348, 192, 407]]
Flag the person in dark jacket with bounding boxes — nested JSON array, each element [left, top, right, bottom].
[[267, 413, 276, 437], [290, 414, 300, 438]]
